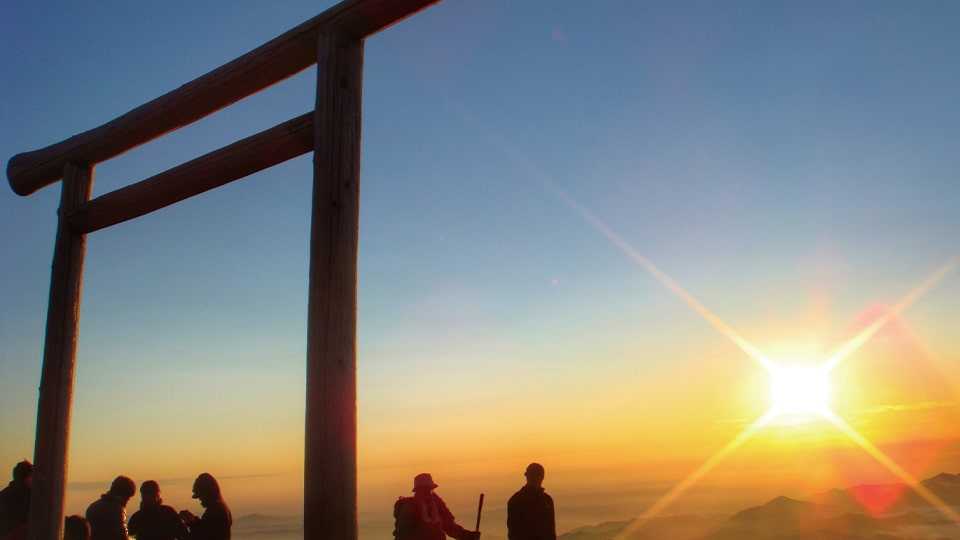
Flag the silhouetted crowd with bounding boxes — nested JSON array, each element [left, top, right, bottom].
[[0, 463, 231, 540], [1, 460, 557, 540]]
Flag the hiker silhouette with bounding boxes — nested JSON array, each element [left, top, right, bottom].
[[64, 515, 91, 540], [507, 463, 556, 540], [0, 460, 32, 539], [178, 473, 232, 540], [86, 476, 136, 540], [128, 481, 187, 540], [393, 473, 480, 540]]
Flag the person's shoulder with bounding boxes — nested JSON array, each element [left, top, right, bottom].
[[542, 491, 554, 504], [160, 505, 180, 517], [508, 489, 524, 504], [208, 501, 230, 516]]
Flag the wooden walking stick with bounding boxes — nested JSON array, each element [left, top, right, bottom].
[[475, 493, 485, 532]]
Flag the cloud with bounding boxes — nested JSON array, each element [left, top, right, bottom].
[[861, 401, 956, 415]]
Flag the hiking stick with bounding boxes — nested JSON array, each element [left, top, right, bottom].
[[475, 493, 485, 532]]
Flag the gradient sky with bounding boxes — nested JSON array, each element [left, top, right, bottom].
[[2, 1, 959, 537]]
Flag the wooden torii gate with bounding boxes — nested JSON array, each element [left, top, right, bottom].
[[5, 1, 441, 539]]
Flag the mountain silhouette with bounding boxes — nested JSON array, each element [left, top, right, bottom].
[[557, 472, 960, 540], [811, 472, 960, 515]]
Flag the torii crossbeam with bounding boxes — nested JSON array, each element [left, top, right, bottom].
[[5, 2, 442, 539]]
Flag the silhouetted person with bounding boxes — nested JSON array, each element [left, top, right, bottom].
[[507, 463, 555, 540], [86, 476, 136, 540], [179, 474, 231, 540], [64, 516, 91, 540], [0, 460, 33, 538], [128, 481, 187, 540], [393, 473, 480, 540]]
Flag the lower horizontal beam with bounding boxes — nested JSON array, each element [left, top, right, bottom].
[[68, 113, 313, 234]]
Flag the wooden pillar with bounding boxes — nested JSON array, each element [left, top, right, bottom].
[[29, 163, 94, 540], [304, 30, 363, 540]]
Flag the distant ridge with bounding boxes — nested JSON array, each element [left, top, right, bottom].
[[233, 514, 301, 538], [227, 472, 960, 540], [558, 472, 960, 540]]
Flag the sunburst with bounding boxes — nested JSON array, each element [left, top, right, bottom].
[[452, 104, 960, 536]]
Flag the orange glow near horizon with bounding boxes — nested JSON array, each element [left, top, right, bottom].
[[555, 186, 959, 532], [612, 410, 778, 540], [824, 411, 960, 525]]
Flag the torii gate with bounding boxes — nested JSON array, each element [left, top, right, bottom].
[[5, 1, 441, 539]]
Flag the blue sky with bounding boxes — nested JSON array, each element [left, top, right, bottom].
[[2, 0, 959, 527]]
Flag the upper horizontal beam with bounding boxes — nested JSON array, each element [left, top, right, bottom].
[[6, 0, 440, 196], [68, 112, 313, 234]]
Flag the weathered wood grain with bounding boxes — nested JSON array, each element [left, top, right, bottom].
[[304, 31, 363, 540], [29, 163, 93, 540]]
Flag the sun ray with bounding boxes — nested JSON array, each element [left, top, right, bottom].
[[452, 103, 960, 532], [612, 410, 778, 540], [823, 411, 960, 526], [449, 101, 773, 372], [824, 256, 958, 372], [551, 188, 774, 373]]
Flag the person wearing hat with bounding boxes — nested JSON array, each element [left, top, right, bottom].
[[86, 476, 137, 540], [128, 481, 188, 540], [0, 460, 33, 537], [506, 463, 555, 540], [179, 473, 231, 540], [393, 473, 480, 540]]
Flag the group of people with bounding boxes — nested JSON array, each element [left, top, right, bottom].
[[2, 460, 557, 540], [393, 463, 556, 540], [0, 462, 231, 540]]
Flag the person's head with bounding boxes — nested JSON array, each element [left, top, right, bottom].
[[13, 460, 33, 488], [191, 473, 222, 506], [412, 473, 438, 496], [64, 515, 90, 540], [140, 480, 161, 506], [524, 463, 545, 488], [108, 476, 136, 505]]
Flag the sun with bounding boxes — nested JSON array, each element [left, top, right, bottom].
[[768, 364, 831, 417]]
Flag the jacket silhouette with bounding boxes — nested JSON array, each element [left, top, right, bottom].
[[0, 461, 32, 538], [180, 473, 231, 540], [64, 515, 91, 540], [128, 481, 187, 540], [393, 473, 479, 540], [507, 463, 555, 540], [86, 477, 136, 540]]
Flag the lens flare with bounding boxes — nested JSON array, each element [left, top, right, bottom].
[[823, 256, 958, 372], [453, 101, 959, 531], [824, 412, 960, 525]]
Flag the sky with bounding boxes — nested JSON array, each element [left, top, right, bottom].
[[1, 0, 959, 537]]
